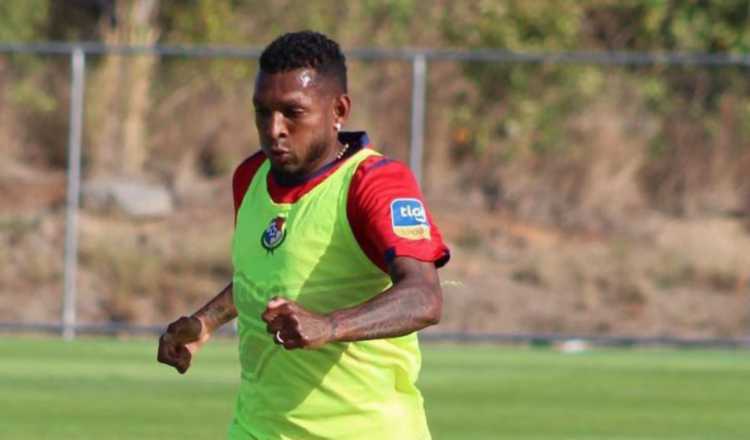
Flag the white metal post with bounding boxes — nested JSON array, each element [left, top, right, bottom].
[[409, 53, 427, 185], [62, 47, 86, 341]]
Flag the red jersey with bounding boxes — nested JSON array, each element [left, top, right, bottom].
[[232, 131, 449, 273]]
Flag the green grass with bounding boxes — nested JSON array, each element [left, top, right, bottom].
[[1, 338, 749, 439]]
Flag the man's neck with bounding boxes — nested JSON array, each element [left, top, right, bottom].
[[271, 140, 348, 187]]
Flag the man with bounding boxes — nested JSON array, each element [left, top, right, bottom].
[[158, 31, 450, 439]]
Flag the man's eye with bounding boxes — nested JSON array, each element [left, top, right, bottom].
[[255, 108, 270, 117], [285, 108, 304, 118]]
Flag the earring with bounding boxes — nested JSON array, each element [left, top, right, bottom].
[[334, 122, 342, 131]]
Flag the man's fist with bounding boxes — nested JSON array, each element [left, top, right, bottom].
[[157, 316, 208, 374], [261, 297, 335, 350]]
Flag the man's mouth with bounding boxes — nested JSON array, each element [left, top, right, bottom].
[[268, 147, 292, 163]]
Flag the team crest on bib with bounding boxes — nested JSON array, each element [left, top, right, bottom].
[[391, 198, 431, 240], [261, 216, 287, 252]]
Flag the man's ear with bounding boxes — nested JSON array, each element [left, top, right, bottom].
[[333, 94, 351, 127]]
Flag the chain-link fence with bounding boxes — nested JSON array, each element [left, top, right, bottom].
[[2, 43, 749, 347]]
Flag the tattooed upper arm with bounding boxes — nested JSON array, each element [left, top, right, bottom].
[[328, 257, 443, 342]]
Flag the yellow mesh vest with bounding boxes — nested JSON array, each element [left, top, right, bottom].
[[229, 148, 431, 440]]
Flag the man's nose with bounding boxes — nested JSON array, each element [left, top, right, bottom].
[[268, 112, 288, 140]]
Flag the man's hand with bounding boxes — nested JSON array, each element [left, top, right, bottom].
[[157, 316, 210, 374], [261, 297, 334, 350]]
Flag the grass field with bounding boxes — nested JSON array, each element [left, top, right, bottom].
[[1, 338, 749, 439]]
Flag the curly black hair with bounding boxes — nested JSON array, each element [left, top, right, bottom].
[[259, 31, 347, 93]]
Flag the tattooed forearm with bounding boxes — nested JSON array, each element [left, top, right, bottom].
[[328, 258, 442, 342], [192, 282, 237, 333]]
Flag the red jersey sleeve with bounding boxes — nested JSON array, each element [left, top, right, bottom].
[[232, 151, 266, 222], [347, 156, 450, 273]]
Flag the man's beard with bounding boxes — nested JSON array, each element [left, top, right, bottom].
[[270, 135, 329, 180], [301, 137, 328, 175]]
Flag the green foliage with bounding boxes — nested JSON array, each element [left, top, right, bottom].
[[0, 0, 49, 41], [161, 0, 241, 44], [8, 76, 57, 112], [3, 0, 750, 214], [0, 3, 65, 168], [652, 1, 750, 52], [440, 0, 750, 214], [159, 1, 254, 88], [441, 2, 589, 163], [359, 0, 419, 44], [0, 0, 54, 113]]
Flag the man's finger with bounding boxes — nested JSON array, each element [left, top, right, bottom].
[[266, 316, 296, 339], [286, 313, 300, 330], [262, 298, 291, 324], [266, 315, 287, 334], [262, 307, 279, 325], [166, 316, 187, 334], [157, 335, 176, 363], [157, 334, 193, 373], [175, 316, 202, 339], [272, 326, 299, 346], [282, 335, 304, 350], [173, 345, 191, 374], [166, 316, 202, 344]]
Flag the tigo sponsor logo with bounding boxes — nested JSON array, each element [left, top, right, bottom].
[[391, 198, 430, 240]]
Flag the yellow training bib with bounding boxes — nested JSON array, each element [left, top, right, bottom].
[[229, 148, 431, 440]]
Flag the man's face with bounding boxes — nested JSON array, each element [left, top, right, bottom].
[[253, 68, 337, 177]]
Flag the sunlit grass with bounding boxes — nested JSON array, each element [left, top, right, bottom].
[[1, 338, 748, 439]]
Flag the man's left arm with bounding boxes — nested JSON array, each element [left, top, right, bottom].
[[262, 256, 442, 350]]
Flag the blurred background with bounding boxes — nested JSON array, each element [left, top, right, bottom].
[[3, 1, 750, 439], [3, 0, 750, 342], [5, 0, 750, 344]]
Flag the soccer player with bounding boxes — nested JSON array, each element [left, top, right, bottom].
[[157, 31, 450, 439]]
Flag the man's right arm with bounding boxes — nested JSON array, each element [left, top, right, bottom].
[[157, 282, 237, 374], [191, 282, 237, 333], [159, 150, 261, 373]]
